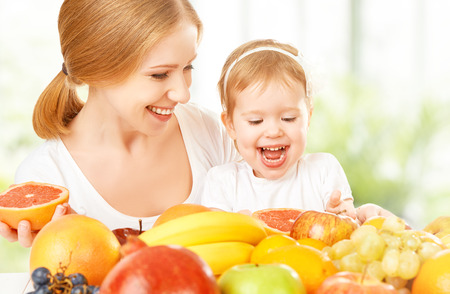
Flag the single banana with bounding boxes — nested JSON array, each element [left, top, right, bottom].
[[187, 241, 254, 275], [139, 211, 267, 246]]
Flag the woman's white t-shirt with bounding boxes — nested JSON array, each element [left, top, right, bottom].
[[14, 103, 238, 230], [200, 153, 353, 213]]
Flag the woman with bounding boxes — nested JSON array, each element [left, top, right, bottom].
[[0, 0, 238, 247]]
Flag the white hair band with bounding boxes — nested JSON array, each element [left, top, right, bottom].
[[222, 46, 312, 100]]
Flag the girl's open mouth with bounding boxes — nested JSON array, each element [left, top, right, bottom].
[[259, 146, 288, 167]]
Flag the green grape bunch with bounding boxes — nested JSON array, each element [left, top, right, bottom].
[[325, 216, 445, 291]]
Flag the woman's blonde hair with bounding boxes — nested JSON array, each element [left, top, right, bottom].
[[33, 0, 203, 139], [218, 39, 312, 118]]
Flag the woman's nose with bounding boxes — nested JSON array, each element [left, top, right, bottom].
[[167, 73, 190, 104]]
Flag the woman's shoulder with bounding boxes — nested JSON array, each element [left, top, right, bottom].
[[176, 102, 222, 129], [176, 102, 239, 164], [17, 140, 61, 164], [14, 139, 67, 184]]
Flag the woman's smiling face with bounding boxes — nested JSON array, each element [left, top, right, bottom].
[[223, 79, 311, 180], [93, 21, 199, 136]]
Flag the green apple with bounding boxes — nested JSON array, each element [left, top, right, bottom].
[[218, 263, 306, 294]]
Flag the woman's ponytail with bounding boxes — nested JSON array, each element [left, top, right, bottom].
[[32, 70, 84, 139]]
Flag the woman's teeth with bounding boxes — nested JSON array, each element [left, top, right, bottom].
[[150, 107, 174, 115]]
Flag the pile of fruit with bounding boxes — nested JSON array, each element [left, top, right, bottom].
[[1, 182, 449, 293]]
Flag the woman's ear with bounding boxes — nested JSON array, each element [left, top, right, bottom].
[[221, 111, 237, 140]]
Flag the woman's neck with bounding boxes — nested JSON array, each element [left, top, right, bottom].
[[62, 95, 178, 155]]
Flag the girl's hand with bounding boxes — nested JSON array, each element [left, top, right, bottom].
[[356, 203, 395, 225], [0, 203, 71, 247], [325, 190, 357, 219]]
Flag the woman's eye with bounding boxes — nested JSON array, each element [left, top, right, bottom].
[[248, 120, 263, 125], [282, 117, 297, 122], [151, 72, 169, 80], [184, 64, 194, 71]]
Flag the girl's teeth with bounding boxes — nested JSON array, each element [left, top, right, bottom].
[[262, 146, 285, 151]]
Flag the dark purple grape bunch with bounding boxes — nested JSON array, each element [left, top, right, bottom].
[[27, 267, 100, 294]]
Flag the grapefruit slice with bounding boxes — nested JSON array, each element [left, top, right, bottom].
[[0, 181, 69, 230], [252, 208, 305, 235]]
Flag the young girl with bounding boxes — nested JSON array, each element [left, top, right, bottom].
[[201, 39, 356, 217], [0, 0, 239, 247]]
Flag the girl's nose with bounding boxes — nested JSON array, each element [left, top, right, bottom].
[[264, 120, 284, 138]]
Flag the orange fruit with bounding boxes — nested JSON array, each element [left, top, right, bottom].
[[412, 248, 450, 294], [362, 215, 386, 229], [297, 238, 328, 251], [251, 234, 299, 263], [153, 203, 211, 227], [256, 244, 338, 294], [252, 208, 305, 235], [0, 181, 69, 230], [30, 214, 121, 286]]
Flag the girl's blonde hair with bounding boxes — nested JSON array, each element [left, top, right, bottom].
[[218, 39, 312, 118], [33, 0, 203, 139]]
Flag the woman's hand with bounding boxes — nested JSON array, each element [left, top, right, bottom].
[[356, 203, 396, 225], [0, 203, 71, 247], [325, 190, 357, 219]]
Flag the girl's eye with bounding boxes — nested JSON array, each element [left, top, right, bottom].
[[151, 72, 169, 80], [248, 119, 263, 125], [184, 64, 194, 71], [282, 117, 297, 122]]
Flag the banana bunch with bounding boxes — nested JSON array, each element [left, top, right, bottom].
[[139, 211, 268, 275], [187, 241, 255, 275]]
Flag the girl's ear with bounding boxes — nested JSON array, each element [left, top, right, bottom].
[[221, 111, 237, 140], [307, 107, 314, 128]]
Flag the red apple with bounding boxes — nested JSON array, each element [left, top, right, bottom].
[[100, 245, 220, 294], [112, 227, 141, 245], [316, 271, 398, 294], [290, 210, 358, 246], [112, 219, 145, 245], [119, 235, 148, 257]]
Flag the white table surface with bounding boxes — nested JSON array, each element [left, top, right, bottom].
[[0, 273, 34, 294]]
